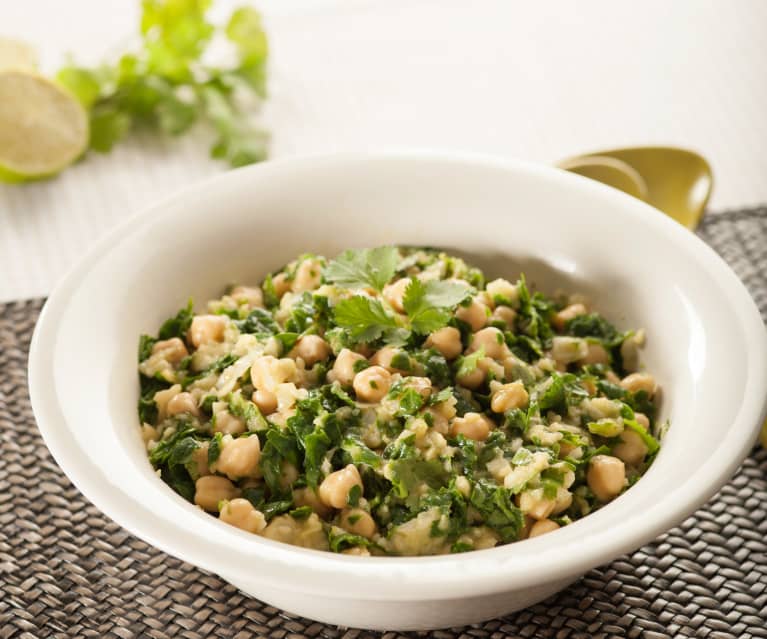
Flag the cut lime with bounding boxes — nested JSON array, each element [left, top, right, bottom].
[[0, 70, 88, 181], [0, 36, 37, 72]]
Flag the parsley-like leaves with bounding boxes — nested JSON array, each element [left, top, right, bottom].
[[332, 296, 400, 342], [402, 278, 470, 334], [324, 246, 399, 292], [56, 1, 269, 169]]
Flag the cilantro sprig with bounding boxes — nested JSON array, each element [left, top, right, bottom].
[[56, 0, 269, 167], [402, 277, 470, 334], [331, 283, 469, 343], [324, 246, 399, 292], [332, 296, 401, 342]]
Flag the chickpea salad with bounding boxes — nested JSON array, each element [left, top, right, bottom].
[[138, 247, 663, 556]]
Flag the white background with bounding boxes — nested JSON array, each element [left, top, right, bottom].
[[1, 0, 766, 302]]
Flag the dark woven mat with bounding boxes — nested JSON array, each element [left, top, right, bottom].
[[1, 208, 767, 639]]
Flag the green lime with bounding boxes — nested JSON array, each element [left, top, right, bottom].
[[0, 70, 88, 182], [0, 36, 37, 72]]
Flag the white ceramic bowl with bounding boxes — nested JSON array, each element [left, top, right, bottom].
[[29, 151, 767, 631]]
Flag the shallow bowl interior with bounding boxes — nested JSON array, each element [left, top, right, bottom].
[[28, 151, 767, 628]]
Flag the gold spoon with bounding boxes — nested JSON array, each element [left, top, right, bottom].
[[559, 147, 767, 448], [558, 146, 713, 230]]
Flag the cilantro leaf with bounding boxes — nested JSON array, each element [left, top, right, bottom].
[[403, 278, 470, 334], [333, 295, 400, 342], [226, 7, 268, 66], [235, 307, 279, 335], [158, 299, 194, 340], [46, 0, 271, 177], [469, 480, 524, 542], [534, 373, 565, 413], [328, 528, 373, 553], [138, 335, 157, 362], [226, 392, 268, 432], [324, 246, 399, 292], [341, 437, 382, 469], [565, 313, 624, 347], [455, 346, 484, 379], [389, 459, 449, 505]]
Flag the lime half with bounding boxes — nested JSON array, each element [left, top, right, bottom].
[[0, 36, 37, 72], [0, 70, 88, 181]]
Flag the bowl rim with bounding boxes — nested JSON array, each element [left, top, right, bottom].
[[28, 149, 767, 600]]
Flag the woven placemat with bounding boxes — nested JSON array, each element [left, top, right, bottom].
[[2, 208, 766, 639]]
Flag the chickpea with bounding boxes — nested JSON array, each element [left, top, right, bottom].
[[450, 412, 493, 441], [552, 303, 587, 331], [382, 277, 410, 313], [579, 342, 609, 366], [519, 489, 556, 520], [342, 546, 371, 556], [250, 355, 296, 392], [213, 409, 245, 435], [553, 487, 573, 514], [191, 442, 210, 478], [154, 384, 181, 421], [490, 305, 516, 328], [327, 348, 367, 386], [230, 285, 263, 308], [433, 395, 458, 420], [528, 519, 560, 538], [219, 498, 267, 534], [292, 258, 322, 293], [456, 365, 484, 390], [587, 455, 626, 502], [252, 389, 278, 415], [279, 461, 299, 491], [194, 476, 240, 511], [455, 297, 489, 332], [293, 486, 332, 518], [425, 326, 463, 360], [353, 365, 392, 402], [215, 435, 262, 480], [486, 278, 518, 306], [318, 464, 364, 509], [262, 513, 329, 550], [634, 412, 650, 429], [455, 475, 471, 497], [558, 440, 578, 459], [426, 408, 449, 434], [612, 429, 649, 466], [490, 381, 529, 413], [370, 346, 409, 373], [467, 327, 509, 360], [272, 272, 291, 298], [581, 378, 597, 396], [620, 373, 656, 397], [166, 392, 200, 418], [151, 337, 188, 365], [403, 376, 432, 399], [289, 335, 331, 367], [550, 336, 588, 364], [141, 423, 158, 446], [189, 314, 227, 348], [583, 396, 621, 420], [339, 508, 377, 539]]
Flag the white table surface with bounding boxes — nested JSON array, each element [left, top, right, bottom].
[[2, 0, 766, 303]]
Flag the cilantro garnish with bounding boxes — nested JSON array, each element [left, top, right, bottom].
[[324, 246, 399, 292], [56, 0, 269, 168]]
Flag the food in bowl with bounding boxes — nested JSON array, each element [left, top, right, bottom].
[[138, 246, 662, 556]]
